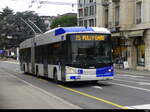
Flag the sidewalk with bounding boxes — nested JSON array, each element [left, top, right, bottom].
[[0, 58, 19, 64], [0, 61, 81, 109], [116, 69, 150, 76]]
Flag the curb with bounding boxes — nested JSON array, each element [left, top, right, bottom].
[[0, 61, 19, 64]]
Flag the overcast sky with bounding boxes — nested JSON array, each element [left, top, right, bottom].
[[0, 0, 77, 16]]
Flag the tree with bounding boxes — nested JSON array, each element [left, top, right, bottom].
[[13, 11, 47, 42], [0, 7, 47, 49], [0, 7, 15, 49], [51, 15, 77, 29]]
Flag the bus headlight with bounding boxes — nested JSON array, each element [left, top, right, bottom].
[[108, 67, 114, 72], [66, 67, 77, 74]]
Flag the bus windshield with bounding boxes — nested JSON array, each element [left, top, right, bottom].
[[67, 34, 113, 68]]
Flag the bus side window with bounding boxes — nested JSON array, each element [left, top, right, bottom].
[[39, 46, 42, 64], [48, 44, 52, 64]]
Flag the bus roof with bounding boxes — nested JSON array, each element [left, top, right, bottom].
[[45, 27, 111, 36], [20, 27, 111, 49]]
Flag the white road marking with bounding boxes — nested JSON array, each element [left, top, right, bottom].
[[116, 76, 150, 83], [139, 82, 150, 86], [1, 61, 19, 64], [114, 79, 139, 84], [109, 82, 150, 92], [92, 86, 103, 90], [124, 106, 135, 109], [115, 79, 150, 87], [126, 104, 150, 109], [117, 74, 144, 78]]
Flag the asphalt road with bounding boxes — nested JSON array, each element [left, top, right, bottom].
[[0, 61, 150, 109]]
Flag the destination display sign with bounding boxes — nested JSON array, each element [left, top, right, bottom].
[[75, 35, 105, 41]]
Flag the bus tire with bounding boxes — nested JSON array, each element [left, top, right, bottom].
[[53, 69, 59, 84], [91, 80, 99, 84]]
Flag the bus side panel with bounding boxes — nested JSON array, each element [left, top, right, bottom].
[[48, 65, 62, 81], [37, 64, 44, 77], [48, 65, 55, 79], [29, 63, 32, 74]]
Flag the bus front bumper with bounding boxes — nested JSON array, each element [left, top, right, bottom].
[[65, 74, 114, 82]]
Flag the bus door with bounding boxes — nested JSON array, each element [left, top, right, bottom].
[[43, 59, 48, 77], [59, 60, 66, 81], [61, 65, 66, 81], [27, 63, 29, 73]]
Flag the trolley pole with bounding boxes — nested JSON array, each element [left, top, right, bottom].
[[21, 18, 37, 74]]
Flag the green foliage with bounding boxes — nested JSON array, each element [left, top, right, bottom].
[[0, 7, 47, 49], [51, 15, 77, 29], [0, 7, 14, 49]]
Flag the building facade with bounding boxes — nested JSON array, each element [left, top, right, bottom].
[[77, 0, 150, 71], [78, 0, 97, 27], [40, 16, 56, 30]]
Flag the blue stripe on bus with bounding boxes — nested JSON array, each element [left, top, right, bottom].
[[96, 73, 114, 77], [70, 76, 81, 80], [96, 66, 114, 77], [55, 27, 94, 36], [78, 69, 83, 75]]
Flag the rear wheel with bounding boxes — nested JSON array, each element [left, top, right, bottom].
[[91, 80, 99, 84]]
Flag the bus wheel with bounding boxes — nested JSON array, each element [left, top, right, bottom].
[[54, 70, 59, 84], [91, 80, 99, 84]]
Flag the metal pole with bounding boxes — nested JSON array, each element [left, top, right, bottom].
[[21, 18, 36, 74], [27, 19, 43, 34], [21, 18, 37, 34]]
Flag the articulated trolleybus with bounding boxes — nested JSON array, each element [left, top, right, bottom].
[[19, 27, 114, 83]]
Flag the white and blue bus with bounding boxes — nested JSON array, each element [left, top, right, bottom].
[[19, 27, 114, 83]]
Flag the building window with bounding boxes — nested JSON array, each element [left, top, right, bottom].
[[89, 19, 94, 27], [89, 6, 94, 16], [136, 1, 142, 24], [112, 38, 128, 64], [104, 8, 109, 28], [84, 0, 86, 5], [134, 37, 145, 66], [78, 0, 83, 7], [137, 44, 145, 66], [89, 0, 93, 3], [78, 8, 84, 17], [115, 2, 120, 26], [84, 20, 88, 27], [79, 20, 84, 26], [84, 7, 88, 16]]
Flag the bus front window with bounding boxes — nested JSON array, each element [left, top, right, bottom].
[[67, 34, 113, 68]]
